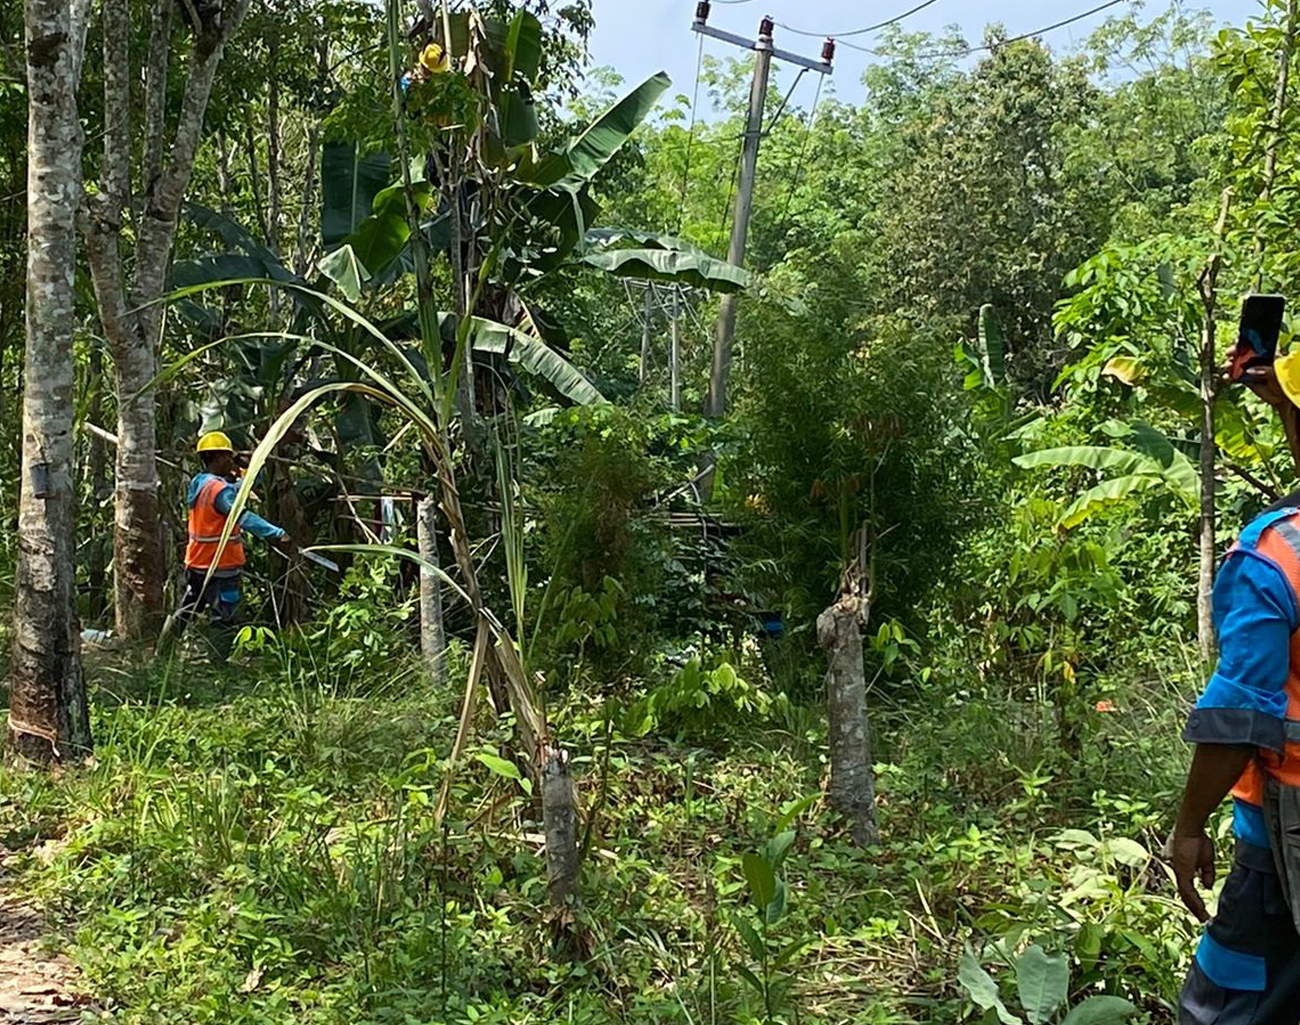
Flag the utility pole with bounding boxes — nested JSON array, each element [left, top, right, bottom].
[[695, 3, 833, 490]]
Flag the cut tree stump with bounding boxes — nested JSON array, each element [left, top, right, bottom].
[[817, 580, 880, 848]]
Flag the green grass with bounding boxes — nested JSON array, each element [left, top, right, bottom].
[[0, 635, 1205, 1025]]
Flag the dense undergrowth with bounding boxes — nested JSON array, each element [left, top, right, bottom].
[[1, 623, 1210, 1025]]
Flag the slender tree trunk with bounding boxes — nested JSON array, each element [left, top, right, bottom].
[[1198, 189, 1232, 666], [85, 0, 253, 641], [88, 338, 108, 622], [215, 131, 233, 217], [9, 0, 94, 763], [816, 547, 879, 847], [417, 497, 448, 685]]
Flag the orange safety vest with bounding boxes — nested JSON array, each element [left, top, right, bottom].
[[1231, 510, 1300, 807], [185, 476, 245, 571]]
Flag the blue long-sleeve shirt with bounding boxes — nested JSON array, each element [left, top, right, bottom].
[[1185, 506, 1300, 846], [188, 473, 285, 541]]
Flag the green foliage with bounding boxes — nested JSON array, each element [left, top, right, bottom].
[[634, 656, 772, 742], [958, 943, 1135, 1025]]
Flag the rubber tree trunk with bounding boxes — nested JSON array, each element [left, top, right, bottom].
[[84, 0, 253, 643], [8, 0, 94, 764], [87, 338, 108, 622], [816, 585, 879, 847], [417, 497, 448, 685]]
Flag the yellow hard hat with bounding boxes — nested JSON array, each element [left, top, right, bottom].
[[1277, 350, 1300, 410], [196, 430, 234, 454]]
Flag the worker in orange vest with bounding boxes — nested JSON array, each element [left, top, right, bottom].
[[1173, 348, 1300, 1020], [159, 431, 292, 658]]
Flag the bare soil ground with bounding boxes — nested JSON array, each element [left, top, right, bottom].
[[0, 877, 90, 1023]]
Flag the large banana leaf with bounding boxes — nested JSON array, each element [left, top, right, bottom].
[[582, 246, 747, 293], [1061, 475, 1162, 529], [439, 313, 604, 405], [318, 180, 435, 298], [518, 72, 671, 189], [1012, 446, 1159, 478], [977, 304, 1006, 385], [321, 143, 392, 247], [1125, 421, 1199, 499], [181, 203, 303, 287]]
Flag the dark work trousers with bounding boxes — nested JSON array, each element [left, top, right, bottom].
[[159, 567, 243, 660], [1179, 842, 1300, 1024]]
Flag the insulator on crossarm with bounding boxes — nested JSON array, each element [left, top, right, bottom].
[[823, 38, 836, 64], [760, 15, 775, 39], [695, 2, 710, 24]]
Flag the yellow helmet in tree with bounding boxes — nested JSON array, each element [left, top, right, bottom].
[[196, 431, 234, 454]]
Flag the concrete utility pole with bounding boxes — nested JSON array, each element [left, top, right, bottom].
[[697, 3, 833, 425]]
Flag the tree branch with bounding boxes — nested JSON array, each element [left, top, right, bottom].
[[131, 0, 254, 311], [141, 0, 172, 199]]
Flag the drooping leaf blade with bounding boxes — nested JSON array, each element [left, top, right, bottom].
[[958, 948, 1022, 1025], [1060, 474, 1161, 529], [582, 246, 748, 293], [1059, 996, 1138, 1025], [1015, 945, 1069, 1025], [321, 143, 392, 247], [519, 72, 671, 188]]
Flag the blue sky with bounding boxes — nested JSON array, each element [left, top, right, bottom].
[[586, 0, 1266, 112]]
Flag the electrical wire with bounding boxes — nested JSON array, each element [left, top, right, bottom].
[[824, 0, 1130, 59], [778, 0, 944, 39], [676, 32, 707, 234], [779, 71, 825, 226], [911, 0, 1129, 59], [764, 67, 808, 134]]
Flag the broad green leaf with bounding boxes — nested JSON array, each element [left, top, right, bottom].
[[764, 878, 787, 924], [1059, 996, 1137, 1025], [1016, 945, 1069, 1024], [1075, 923, 1104, 966], [958, 948, 1022, 1025], [742, 853, 777, 909], [519, 73, 671, 188], [1101, 837, 1150, 868], [766, 830, 797, 873], [475, 752, 522, 781], [345, 180, 432, 282], [978, 304, 1006, 384], [503, 9, 542, 84], [321, 143, 391, 247], [582, 246, 748, 293], [733, 914, 766, 962], [1012, 446, 1158, 477], [1060, 475, 1160, 529], [318, 244, 365, 302], [445, 314, 604, 405]]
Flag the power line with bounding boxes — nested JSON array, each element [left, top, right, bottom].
[[777, 0, 944, 39], [828, 0, 1130, 59], [779, 71, 825, 227], [676, 32, 707, 234], [913, 0, 1129, 59]]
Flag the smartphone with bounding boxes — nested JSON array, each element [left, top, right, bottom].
[[1230, 294, 1287, 381]]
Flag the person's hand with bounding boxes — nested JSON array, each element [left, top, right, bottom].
[[1222, 342, 1288, 408], [1168, 830, 1216, 922]]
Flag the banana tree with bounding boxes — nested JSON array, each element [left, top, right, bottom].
[[1013, 421, 1199, 529]]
